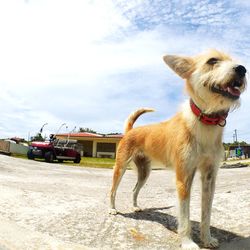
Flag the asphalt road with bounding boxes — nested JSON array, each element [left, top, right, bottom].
[[0, 155, 249, 250]]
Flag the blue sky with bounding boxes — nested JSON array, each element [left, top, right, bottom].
[[0, 0, 249, 142]]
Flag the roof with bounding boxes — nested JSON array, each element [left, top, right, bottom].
[[56, 132, 123, 139]]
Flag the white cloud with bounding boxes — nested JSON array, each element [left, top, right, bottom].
[[0, 0, 249, 143]]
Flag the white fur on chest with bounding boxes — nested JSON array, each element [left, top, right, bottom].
[[181, 101, 224, 164]]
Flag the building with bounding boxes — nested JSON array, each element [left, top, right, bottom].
[[227, 145, 250, 159], [56, 132, 123, 159]]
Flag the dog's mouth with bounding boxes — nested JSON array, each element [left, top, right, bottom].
[[210, 81, 243, 100]]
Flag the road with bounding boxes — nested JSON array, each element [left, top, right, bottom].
[[0, 155, 249, 250]]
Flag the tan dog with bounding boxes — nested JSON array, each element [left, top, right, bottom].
[[109, 49, 247, 249]]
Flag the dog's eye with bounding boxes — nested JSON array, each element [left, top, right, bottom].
[[207, 58, 219, 65]]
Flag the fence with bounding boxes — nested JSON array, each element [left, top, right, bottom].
[[0, 140, 28, 155], [0, 140, 10, 154]]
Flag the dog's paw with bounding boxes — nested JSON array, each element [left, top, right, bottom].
[[109, 208, 118, 215], [133, 206, 142, 212], [202, 237, 219, 248], [181, 238, 200, 250]]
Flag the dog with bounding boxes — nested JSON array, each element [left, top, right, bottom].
[[109, 49, 247, 249]]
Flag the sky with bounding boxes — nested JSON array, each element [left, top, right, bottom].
[[0, 0, 250, 142]]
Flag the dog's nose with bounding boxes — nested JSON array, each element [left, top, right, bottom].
[[235, 65, 247, 78]]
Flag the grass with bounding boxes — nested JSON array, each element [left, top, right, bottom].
[[10, 153, 115, 168], [10, 153, 27, 159], [72, 157, 115, 169], [11, 153, 250, 169]]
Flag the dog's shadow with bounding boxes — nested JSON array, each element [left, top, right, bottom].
[[119, 206, 248, 248]]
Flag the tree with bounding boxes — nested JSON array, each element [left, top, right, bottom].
[[223, 141, 249, 150], [31, 133, 45, 142], [78, 127, 97, 134]]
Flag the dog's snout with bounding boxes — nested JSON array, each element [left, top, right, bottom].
[[234, 65, 247, 78]]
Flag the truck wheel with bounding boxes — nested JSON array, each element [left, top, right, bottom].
[[45, 151, 54, 163], [74, 155, 81, 164], [27, 149, 34, 160]]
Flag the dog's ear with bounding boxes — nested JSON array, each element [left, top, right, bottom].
[[163, 55, 194, 79]]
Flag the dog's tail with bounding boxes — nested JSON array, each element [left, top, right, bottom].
[[124, 108, 155, 134]]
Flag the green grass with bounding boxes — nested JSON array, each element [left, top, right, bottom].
[[11, 153, 250, 169], [10, 153, 27, 159], [11, 153, 115, 168], [73, 157, 115, 169]]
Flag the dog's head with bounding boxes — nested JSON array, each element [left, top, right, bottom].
[[163, 49, 247, 113]]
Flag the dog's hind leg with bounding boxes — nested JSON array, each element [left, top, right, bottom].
[[109, 153, 132, 215], [132, 152, 151, 212]]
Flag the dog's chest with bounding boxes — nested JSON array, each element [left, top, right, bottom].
[[182, 105, 224, 154], [191, 122, 224, 160]]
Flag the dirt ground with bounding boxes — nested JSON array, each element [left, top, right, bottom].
[[0, 155, 249, 250]]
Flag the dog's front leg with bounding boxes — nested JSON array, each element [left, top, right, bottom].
[[176, 166, 200, 250], [200, 167, 219, 248]]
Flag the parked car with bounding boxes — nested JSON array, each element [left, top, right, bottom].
[[27, 135, 81, 163]]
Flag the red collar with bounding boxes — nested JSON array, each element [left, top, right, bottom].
[[190, 99, 228, 127]]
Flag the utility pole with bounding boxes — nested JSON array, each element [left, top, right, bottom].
[[234, 129, 238, 143]]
